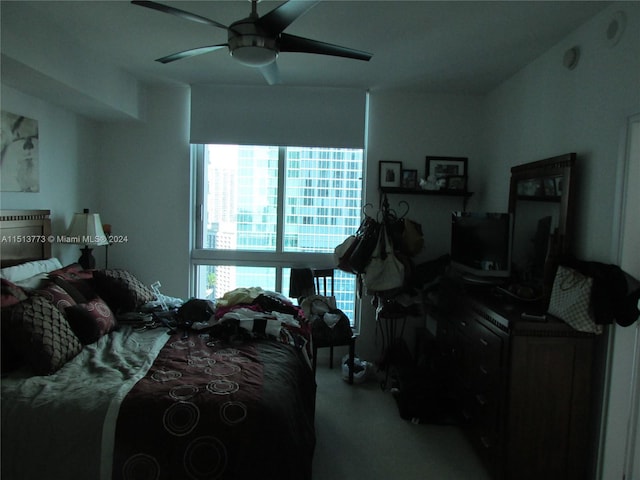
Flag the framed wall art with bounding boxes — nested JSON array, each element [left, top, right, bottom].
[[446, 175, 467, 191], [401, 169, 418, 189], [379, 161, 402, 188], [425, 156, 467, 190], [1, 110, 40, 192]]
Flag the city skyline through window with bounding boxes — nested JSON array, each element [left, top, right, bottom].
[[192, 144, 364, 322]]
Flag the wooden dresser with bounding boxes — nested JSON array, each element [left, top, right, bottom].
[[433, 283, 599, 480]]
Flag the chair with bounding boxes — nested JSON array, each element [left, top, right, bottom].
[[311, 268, 358, 384]]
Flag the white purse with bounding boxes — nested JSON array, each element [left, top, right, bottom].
[[363, 226, 404, 293], [548, 265, 602, 334]]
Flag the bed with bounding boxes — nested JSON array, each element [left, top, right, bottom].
[[1, 209, 316, 480]]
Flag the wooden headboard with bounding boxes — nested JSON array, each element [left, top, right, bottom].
[[0, 210, 52, 268]]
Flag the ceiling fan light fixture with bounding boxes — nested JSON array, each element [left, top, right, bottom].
[[229, 35, 278, 67]]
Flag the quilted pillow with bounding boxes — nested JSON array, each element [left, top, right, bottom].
[[8, 296, 83, 375], [93, 269, 156, 312], [65, 298, 116, 344], [33, 282, 78, 311], [1, 279, 29, 372]]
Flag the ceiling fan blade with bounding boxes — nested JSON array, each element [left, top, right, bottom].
[[279, 33, 372, 61], [131, 1, 229, 32], [259, 62, 282, 85], [258, 0, 320, 35], [156, 44, 228, 64]]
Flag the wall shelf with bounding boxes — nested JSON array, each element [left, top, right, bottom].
[[380, 187, 474, 210], [381, 187, 473, 197]]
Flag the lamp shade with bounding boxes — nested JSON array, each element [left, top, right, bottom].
[[66, 209, 109, 246]]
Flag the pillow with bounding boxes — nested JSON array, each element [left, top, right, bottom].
[[65, 298, 116, 344], [93, 269, 156, 312], [1, 278, 28, 308], [49, 263, 93, 282], [12, 272, 50, 290], [49, 263, 96, 300], [0, 257, 63, 282], [49, 276, 89, 304], [33, 281, 78, 311], [1, 279, 29, 373], [8, 296, 83, 375]]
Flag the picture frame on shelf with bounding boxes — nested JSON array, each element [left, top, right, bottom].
[[445, 175, 467, 191], [517, 178, 543, 197], [426, 156, 468, 190], [401, 169, 418, 189], [543, 177, 557, 196], [379, 161, 402, 188]]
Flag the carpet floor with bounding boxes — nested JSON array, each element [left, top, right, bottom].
[[311, 364, 492, 480]]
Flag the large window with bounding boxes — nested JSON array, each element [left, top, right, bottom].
[[191, 144, 363, 323]]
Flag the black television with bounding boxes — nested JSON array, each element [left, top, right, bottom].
[[450, 211, 513, 284]]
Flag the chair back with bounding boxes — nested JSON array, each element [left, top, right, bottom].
[[312, 268, 335, 297]]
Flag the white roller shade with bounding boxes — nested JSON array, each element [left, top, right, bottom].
[[190, 84, 366, 148]]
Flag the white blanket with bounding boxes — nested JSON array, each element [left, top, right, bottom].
[[1, 327, 169, 480]]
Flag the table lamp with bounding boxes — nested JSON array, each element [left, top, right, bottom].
[[66, 208, 109, 269]]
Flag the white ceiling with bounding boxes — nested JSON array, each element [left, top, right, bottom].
[[1, 0, 610, 95]]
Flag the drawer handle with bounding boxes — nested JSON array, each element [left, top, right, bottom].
[[475, 394, 487, 406], [480, 436, 491, 449], [479, 366, 488, 375], [479, 338, 489, 347], [460, 320, 468, 327]]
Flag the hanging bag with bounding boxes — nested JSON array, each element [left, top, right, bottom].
[[348, 217, 381, 274], [334, 235, 360, 273], [363, 225, 405, 293], [401, 218, 424, 256], [547, 265, 602, 334]]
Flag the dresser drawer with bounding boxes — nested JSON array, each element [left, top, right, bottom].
[[456, 314, 504, 392]]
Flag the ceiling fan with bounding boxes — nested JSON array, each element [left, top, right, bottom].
[[131, 0, 372, 85]]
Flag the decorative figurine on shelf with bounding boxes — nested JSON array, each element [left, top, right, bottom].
[[419, 176, 439, 191]]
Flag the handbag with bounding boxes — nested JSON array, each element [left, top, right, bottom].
[[334, 235, 360, 273], [401, 218, 424, 256], [363, 226, 405, 293], [548, 265, 602, 334], [348, 217, 381, 274]]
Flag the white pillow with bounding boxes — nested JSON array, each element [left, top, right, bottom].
[[0, 258, 63, 283]]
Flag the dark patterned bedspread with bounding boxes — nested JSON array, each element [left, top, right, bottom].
[[112, 331, 316, 480]]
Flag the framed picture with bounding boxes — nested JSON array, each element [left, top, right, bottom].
[[401, 169, 418, 189], [554, 176, 563, 196], [379, 161, 402, 188], [543, 177, 556, 196], [517, 178, 543, 197], [1, 110, 40, 192], [446, 175, 467, 191], [425, 156, 468, 189]]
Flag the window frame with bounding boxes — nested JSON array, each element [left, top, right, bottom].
[[189, 144, 363, 325]]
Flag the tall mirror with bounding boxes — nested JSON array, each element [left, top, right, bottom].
[[508, 153, 576, 299]]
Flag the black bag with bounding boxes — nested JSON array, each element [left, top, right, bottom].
[[349, 217, 381, 274], [311, 307, 353, 346], [177, 298, 215, 327], [334, 235, 361, 274]]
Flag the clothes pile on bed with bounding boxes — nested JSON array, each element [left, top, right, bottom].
[[1, 259, 316, 480]]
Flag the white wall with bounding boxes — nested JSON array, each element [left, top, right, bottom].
[[482, 4, 640, 262], [0, 84, 100, 266], [355, 90, 485, 361], [95, 84, 192, 298]]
